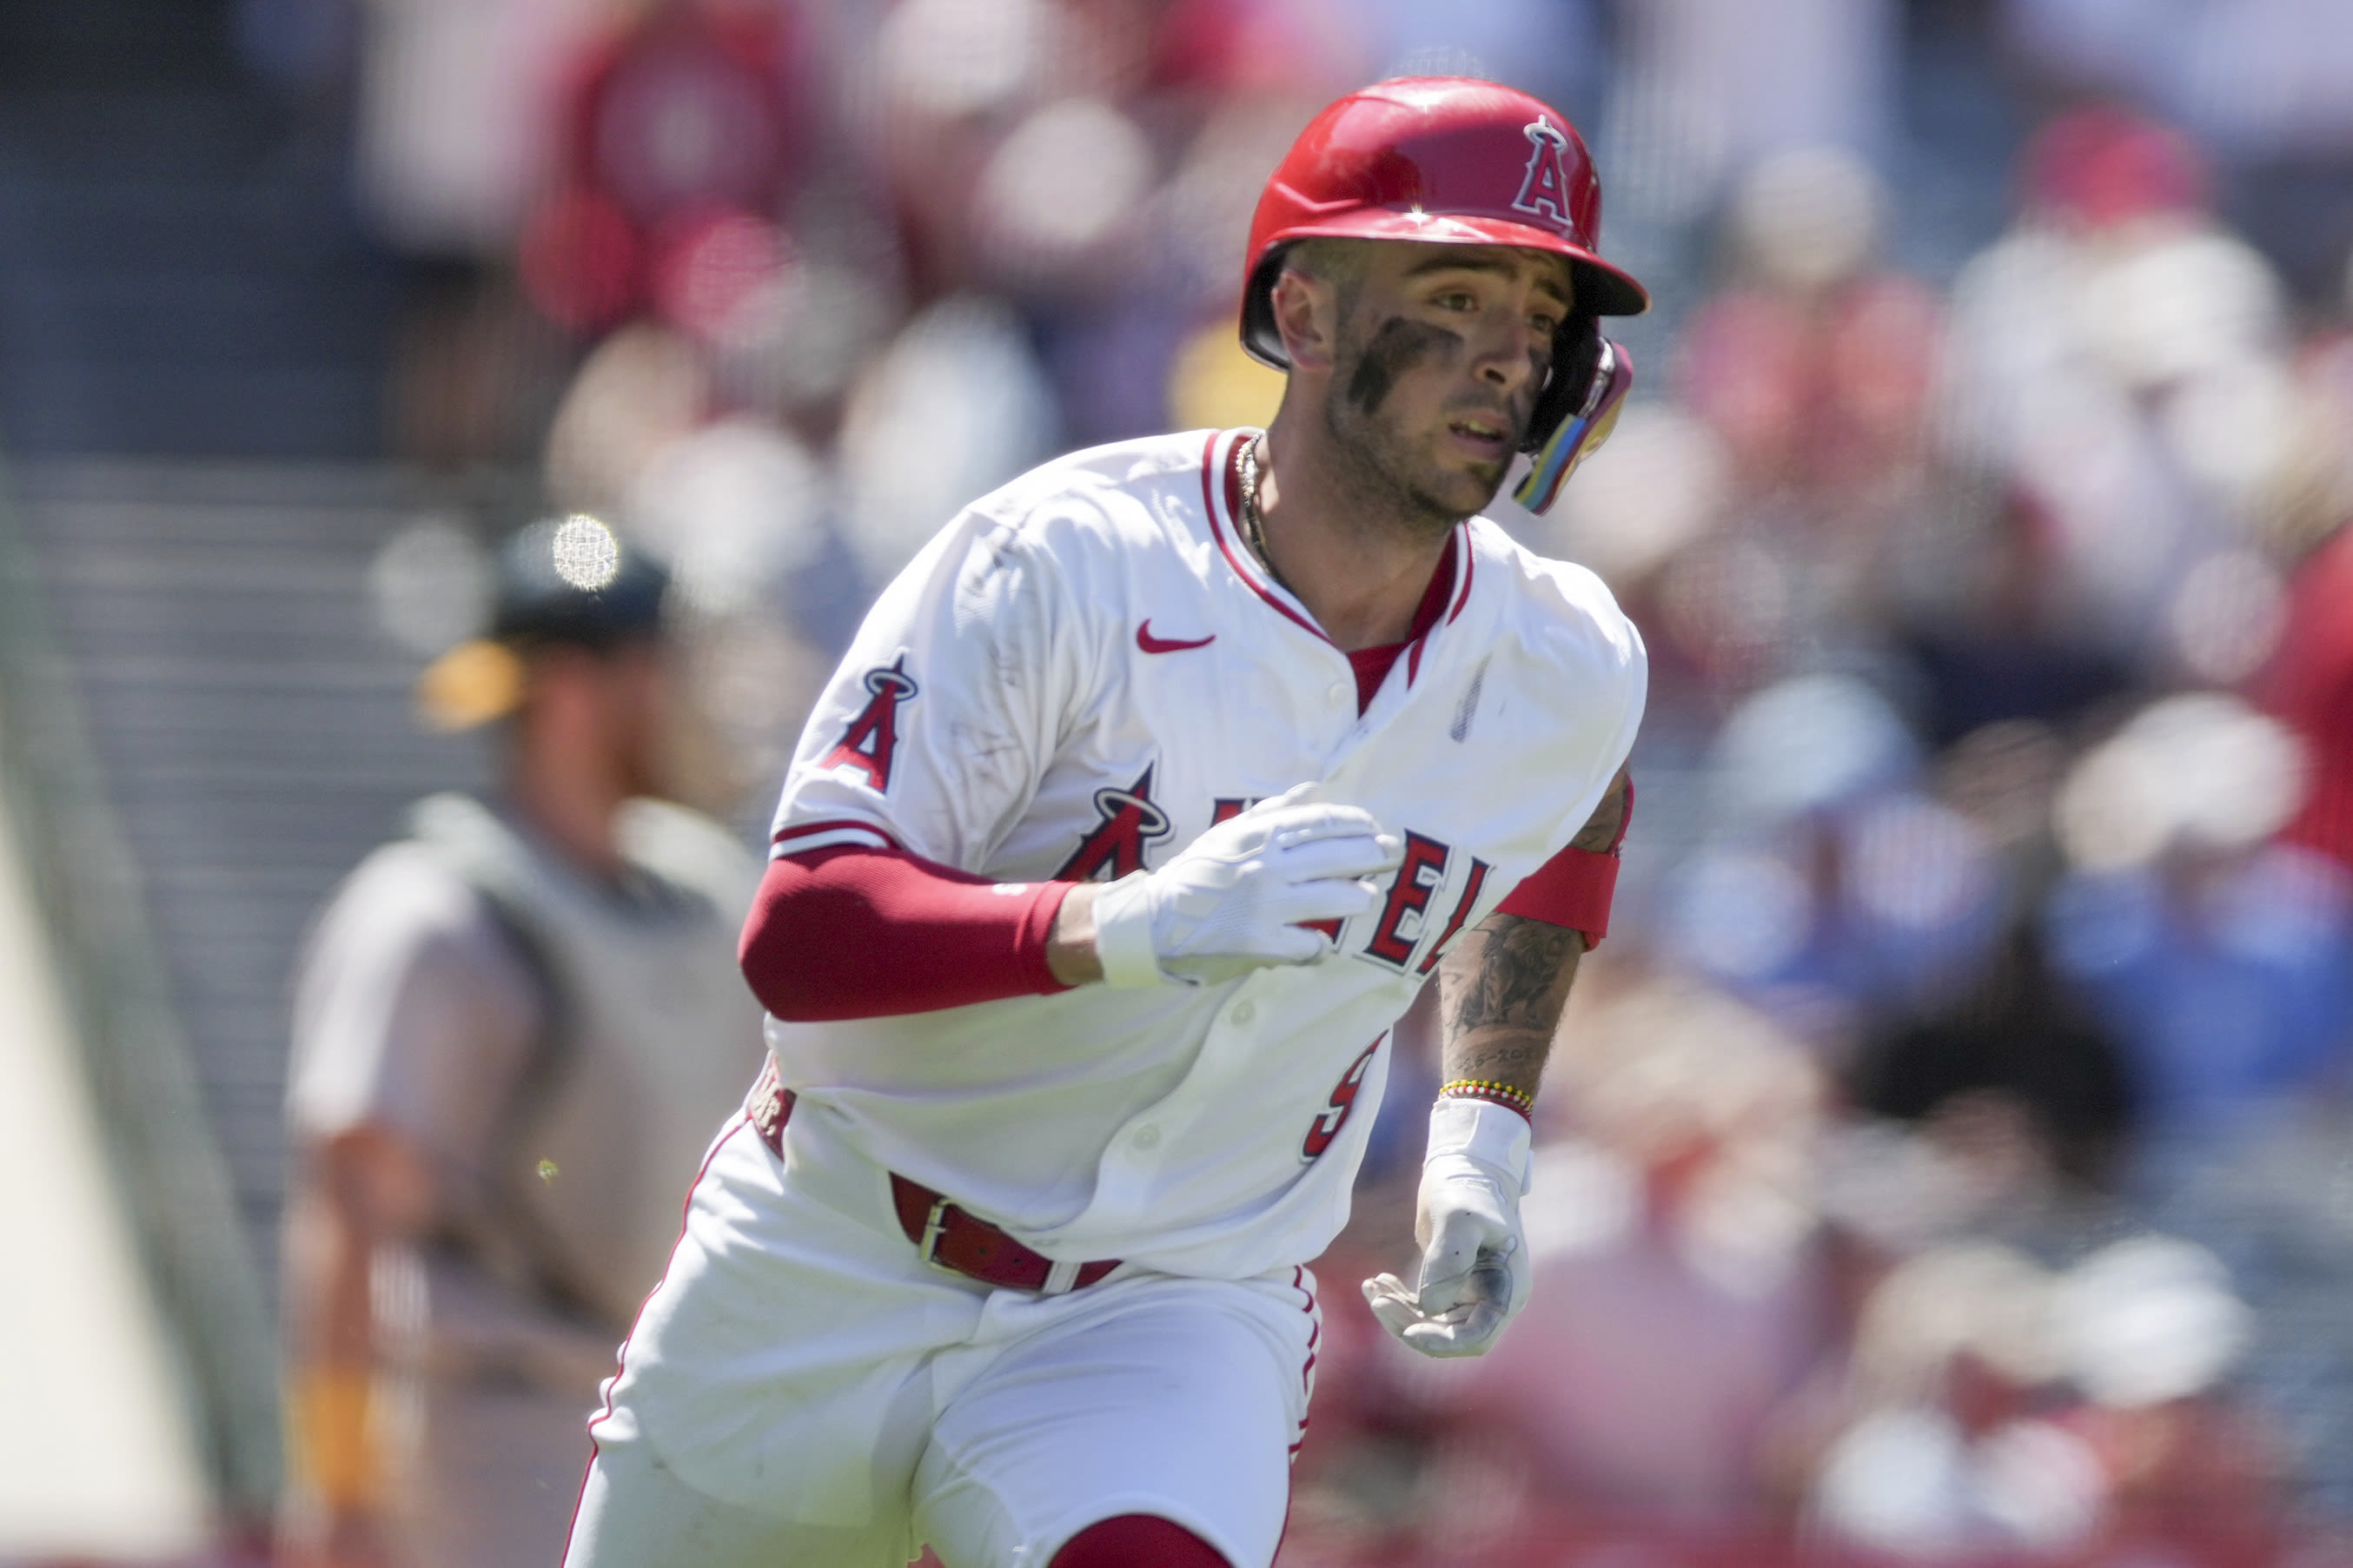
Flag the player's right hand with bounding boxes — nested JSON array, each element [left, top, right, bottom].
[[1091, 784, 1400, 986], [1362, 1097, 1534, 1357]]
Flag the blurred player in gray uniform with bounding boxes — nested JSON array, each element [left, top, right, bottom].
[[277, 517, 766, 1568]]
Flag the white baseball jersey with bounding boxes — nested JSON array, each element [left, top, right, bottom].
[[765, 427, 1645, 1280]]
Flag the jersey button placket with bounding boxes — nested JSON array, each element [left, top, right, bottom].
[[1230, 1000, 1256, 1026], [1131, 1124, 1161, 1151]]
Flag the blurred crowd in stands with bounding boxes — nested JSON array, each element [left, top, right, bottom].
[[234, 0, 2353, 1561]]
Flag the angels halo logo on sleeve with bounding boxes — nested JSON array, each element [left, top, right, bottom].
[[820, 658, 919, 791]]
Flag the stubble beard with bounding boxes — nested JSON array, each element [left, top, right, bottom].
[[1321, 324, 1511, 542]]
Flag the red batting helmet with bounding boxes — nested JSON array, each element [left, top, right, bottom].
[[1239, 76, 1648, 370]]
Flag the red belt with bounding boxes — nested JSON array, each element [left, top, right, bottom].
[[744, 1061, 1121, 1296]]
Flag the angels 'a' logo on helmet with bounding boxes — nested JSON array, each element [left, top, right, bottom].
[[1511, 116, 1575, 229]]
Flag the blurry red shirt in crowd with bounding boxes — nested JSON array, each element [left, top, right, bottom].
[[1675, 275, 1941, 499], [520, 0, 809, 333], [2261, 519, 2353, 871], [2025, 105, 2210, 234]]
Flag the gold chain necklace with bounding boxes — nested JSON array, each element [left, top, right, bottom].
[[1236, 435, 1296, 595]]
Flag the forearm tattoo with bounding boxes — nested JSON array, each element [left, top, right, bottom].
[[1439, 914, 1581, 1093], [1432, 771, 1623, 1096], [1572, 768, 1631, 853]]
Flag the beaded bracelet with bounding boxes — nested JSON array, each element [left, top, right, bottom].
[[1439, 1077, 1535, 1118]]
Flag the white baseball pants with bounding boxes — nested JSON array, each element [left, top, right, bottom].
[[560, 1107, 1320, 1568]]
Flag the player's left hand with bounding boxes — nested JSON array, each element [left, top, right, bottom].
[[1362, 1097, 1532, 1358], [1090, 782, 1399, 987]]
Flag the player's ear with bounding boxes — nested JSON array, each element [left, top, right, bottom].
[[1270, 266, 1340, 374]]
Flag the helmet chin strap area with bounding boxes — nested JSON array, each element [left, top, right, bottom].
[[1513, 334, 1634, 515]]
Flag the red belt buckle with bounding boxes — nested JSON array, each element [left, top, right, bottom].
[[914, 1193, 955, 1271], [889, 1174, 1118, 1295], [743, 1071, 1112, 1292]]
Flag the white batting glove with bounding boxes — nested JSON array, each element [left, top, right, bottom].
[[1362, 1097, 1533, 1358], [1092, 784, 1400, 987]]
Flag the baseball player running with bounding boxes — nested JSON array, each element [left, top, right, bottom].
[[564, 76, 1648, 1568]]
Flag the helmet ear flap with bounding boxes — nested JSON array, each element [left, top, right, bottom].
[[1522, 314, 1603, 456], [1513, 322, 1634, 515], [1241, 248, 1295, 370]]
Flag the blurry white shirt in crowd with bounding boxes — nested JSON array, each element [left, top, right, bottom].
[[356, 0, 607, 255], [1812, 1406, 2105, 1558], [838, 295, 1059, 585], [629, 417, 831, 618], [545, 324, 716, 520], [1939, 220, 2290, 659]]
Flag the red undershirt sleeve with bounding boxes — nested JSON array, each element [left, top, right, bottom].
[[739, 845, 1076, 1022], [1494, 776, 1635, 945]]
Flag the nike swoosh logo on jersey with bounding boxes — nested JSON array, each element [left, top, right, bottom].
[[1136, 621, 1216, 654]]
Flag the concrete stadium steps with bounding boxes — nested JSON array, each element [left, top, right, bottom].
[[0, 156, 394, 457], [10, 460, 491, 1279]]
